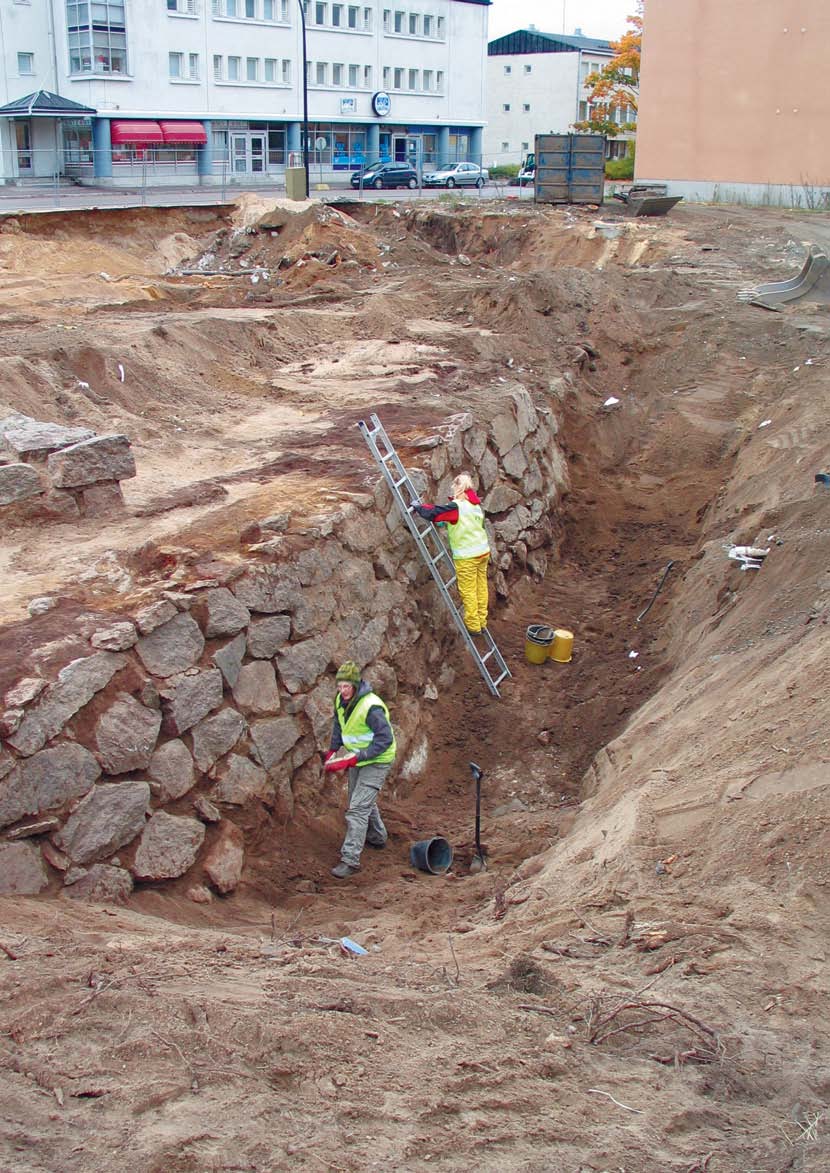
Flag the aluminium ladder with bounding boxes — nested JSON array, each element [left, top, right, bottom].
[[358, 413, 511, 699]]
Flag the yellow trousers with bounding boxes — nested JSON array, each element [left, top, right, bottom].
[[455, 553, 490, 633]]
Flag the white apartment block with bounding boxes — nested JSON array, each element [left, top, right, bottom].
[[0, 0, 491, 185], [484, 27, 636, 168]]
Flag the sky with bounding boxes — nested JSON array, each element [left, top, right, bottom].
[[487, 0, 635, 43]]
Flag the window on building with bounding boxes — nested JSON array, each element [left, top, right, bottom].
[[502, 103, 510, 112], [408, 13, 418, 34], [347, 5, 358, 28], [265, 57, 276, 81], [189, 51, 199, 77], [281, 58, 291, 81], [393, 10, 403, 32], [332, 3, 342, 24], [264, 0, 275, 17], [363, 64, 371, 86], [422, 68, 432, 90], [281, 0, 289, 17], [315, 1, 326, 23], [524, 64, 531, 74], [523, 103, 530, 112], [382, 65, 390, 86], [169, 50, 183, 77], [316, 61, 327, 83], [578, 101, 588, 120], [393, 66, 403, 88], [245, 0, 255, 16], [503, 64, 511, 74], [247, 56, 258, 80], [168, 0, 197, 12], [363, 7, 371, 30], [436, 15, 444, 37], [224, 0, 237, 14], [227, 54, 240, 79], [521, 141, 528, 150], [408, 68, 417, 89], [67, 0, 127, 74], [436, 69, 443, 90], [348, 62, 358, 85], [422, 14, 432, 35], [501, 141, 509, 151], [18, 51, 35, 74], [213, 53, 222, 78], [383, 8, 390, 30], [332, 62, 343, 84]]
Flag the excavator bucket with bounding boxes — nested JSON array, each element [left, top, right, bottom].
[[738, 245, 830, 309]]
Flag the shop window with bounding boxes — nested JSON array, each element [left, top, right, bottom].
[[18, 52, 35, 74]]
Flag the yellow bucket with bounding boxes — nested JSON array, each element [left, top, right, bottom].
[[549, 629, 574, 663], [525, 624, 555, 665]]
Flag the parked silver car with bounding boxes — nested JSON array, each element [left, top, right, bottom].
[[423, 162, 489, 189]]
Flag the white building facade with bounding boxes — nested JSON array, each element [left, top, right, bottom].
[[484, 28, 635, 169], [0, 0, 491, 185]]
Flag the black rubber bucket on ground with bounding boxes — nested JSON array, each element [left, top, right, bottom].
[[410, 836, 453, 874]]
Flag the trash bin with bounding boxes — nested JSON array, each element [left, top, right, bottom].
[[285, 166, 307, 201], [525, 624, 555, 665]]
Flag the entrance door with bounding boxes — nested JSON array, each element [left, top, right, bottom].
[[393, 134, 421, 169], [15, 122, 33, 174], [231, 132, 267, 174]]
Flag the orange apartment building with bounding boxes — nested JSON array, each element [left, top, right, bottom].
[[635, 1, 830, 205]]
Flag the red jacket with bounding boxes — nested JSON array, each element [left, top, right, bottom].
[[413, 487, 481, 525]]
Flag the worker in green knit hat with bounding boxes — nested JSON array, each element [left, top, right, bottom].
[[324, 661, 396, 879]]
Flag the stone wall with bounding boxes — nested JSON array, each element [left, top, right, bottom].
[[0, 414, 135, 524], [0, 392, 567, 903]]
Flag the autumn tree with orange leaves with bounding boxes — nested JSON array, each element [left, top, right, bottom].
[[573, 5, 642, 139]]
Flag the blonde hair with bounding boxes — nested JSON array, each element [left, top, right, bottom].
[[452, 472, 475, 498]]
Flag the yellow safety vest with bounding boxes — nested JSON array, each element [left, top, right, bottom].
[[335, 691, 396, 766], [446, 498, 490, 559]]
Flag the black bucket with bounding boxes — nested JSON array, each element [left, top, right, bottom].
[[410, 837, 453, 874]]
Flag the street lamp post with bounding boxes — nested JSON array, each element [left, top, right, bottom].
[[298, 0, 310, 196]]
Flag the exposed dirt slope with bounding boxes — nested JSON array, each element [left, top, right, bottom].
[[2, 197, 830, 1171]]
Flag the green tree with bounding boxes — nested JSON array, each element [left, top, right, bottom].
[[573, 5, 642, 138]]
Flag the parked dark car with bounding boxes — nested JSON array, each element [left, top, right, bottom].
[[351, 161, 419, 190]]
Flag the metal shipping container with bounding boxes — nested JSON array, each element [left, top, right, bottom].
[[534, 133, 606, 205]]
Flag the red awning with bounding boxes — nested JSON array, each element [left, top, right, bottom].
[[110, 120, 164, 145], [159, 120, 207, 145]]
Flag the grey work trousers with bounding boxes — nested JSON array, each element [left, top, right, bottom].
[[340, 761, 391, 868]]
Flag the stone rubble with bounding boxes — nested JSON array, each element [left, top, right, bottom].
[[0, 398, 567, 900]]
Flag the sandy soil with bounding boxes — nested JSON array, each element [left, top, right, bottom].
[[2, 194, 830, 1171]]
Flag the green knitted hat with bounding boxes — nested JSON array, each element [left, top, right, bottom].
[[335, 661, 361, 685]]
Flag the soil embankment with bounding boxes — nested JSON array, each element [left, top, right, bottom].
[[1, 196, 829, 1171]]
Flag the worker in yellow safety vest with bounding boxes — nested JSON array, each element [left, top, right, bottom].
[[413, 472, 491, 637], [324, 661, 396, 879]]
